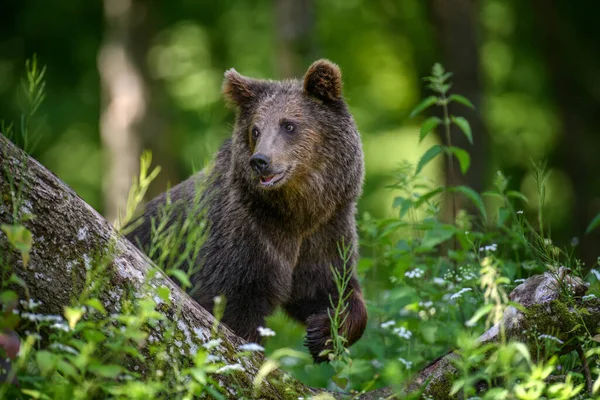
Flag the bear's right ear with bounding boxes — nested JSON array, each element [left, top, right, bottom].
[[222, 69, 261, 107]]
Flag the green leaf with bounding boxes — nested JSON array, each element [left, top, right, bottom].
[[421, 225, 456, 248], [414, 187, 444, 209], [586, 213, 600, 234], [1, 224, 33, 266], [446, 146, 471, 174], [56, 359, 78, 378], [419, 117, 441, 143], [88, 363, 123, 379], [507, 190, 529, 204], [36, 350, 57, 376], [84, 298, 106, 315], [168, 269, 191, 288], [449, 186, 488, 223], [416, 144, 442, 175], [451, 116, 473, 145], [409, 96, 437, 118], [449, 94, 475, 109], [466, 304, 494, 327], [157, 286, 171, 304]]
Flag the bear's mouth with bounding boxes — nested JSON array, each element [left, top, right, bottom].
[[259, 171, 286, 187]]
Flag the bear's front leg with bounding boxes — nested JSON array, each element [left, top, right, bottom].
[[303, 281, 367, 363]]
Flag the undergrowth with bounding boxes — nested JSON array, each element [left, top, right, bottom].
[[1, 59, 599, 400]]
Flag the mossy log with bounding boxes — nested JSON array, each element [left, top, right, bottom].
[[1, 133, 599, 399]]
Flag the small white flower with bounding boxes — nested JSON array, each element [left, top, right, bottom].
[[517, 210, 523, 215], [538, 334, 564, 344], [238, 343, 265, 352], [478, 243, 497, 252], [450, 288, 472, 300], [405, 268, 424, 279], [50, 323, 70, 332], [393, 326, 412, 340], [398, 357, 413, 369], [590, 269, 600, 281], [257, 326, 276, 337], [582, 294, 596, 301], [216, 364, 245, 373], [202, 338, 223, 350], [433, 277, 446, 286], [380, 320, 395, 329]]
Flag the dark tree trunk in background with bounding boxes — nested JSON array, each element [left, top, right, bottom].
[[274, 0, 315, 77], [531, 0, 600, 267], [427, 0, 489, 222]]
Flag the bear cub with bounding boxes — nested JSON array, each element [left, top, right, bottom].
[[126, 59, 367, 362]]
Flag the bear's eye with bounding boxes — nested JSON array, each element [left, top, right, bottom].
[[251, 127, 260, 140], [283, 122, 295, 133]]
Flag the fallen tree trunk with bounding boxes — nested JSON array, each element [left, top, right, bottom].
[[0, 133, 320, 399], [1, 133, 599, 399]]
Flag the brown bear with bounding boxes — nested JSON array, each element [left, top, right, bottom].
[[126, 59, 367, 362]]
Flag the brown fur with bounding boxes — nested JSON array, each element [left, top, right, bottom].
[[126, 59, 367, 362]]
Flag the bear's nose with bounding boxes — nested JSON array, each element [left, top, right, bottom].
[[250, 154, 271, 174]]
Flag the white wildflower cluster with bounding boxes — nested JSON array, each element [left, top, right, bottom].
[[582, 294, 596, 301], [479, 243, 497, 252], [405, 268, 424, 279], [216, 364, 245, 374], [49, 343, 79, 355], [419, 301, 433, 309], [380, 320, 395, 329], [450, 288, 472, 300], [257, 326, 276, 337], [202, 338, 223, 350], [20, 299, 42, 310], [398, 357, 413, 369], [433, 277, 446, 286], [50, 323, 70, 332], [238, 343, 264, 352], [21, 313, 64, 323], [393, 326, 412, 340], [538, 334, 564, 344]]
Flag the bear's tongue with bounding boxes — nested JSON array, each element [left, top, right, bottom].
[[260, 175, 276, 184]]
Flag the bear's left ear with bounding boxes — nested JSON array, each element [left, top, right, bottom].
[[303, 59, 343, 102], [222, 69, 262, 108]]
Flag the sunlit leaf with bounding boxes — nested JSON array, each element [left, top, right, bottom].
[[88, 363, 123, 378], [409, 96, 437, 118], [64, 306, 84, 329], [465, 304, 494, 327], [451, 116, 473, 145], [446, 146, 470, 174], [416, 144, 442, 175], [449, 94, 475, 109], [419, 117, 441, 143], [36, 351, 57, 376]]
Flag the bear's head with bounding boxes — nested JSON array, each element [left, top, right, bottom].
[[222, 60, 364, 224]]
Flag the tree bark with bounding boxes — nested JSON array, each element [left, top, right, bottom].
[[1, 134, 597, 399]]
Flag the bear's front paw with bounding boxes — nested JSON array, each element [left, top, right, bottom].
[[305, 313, 332, 363]]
